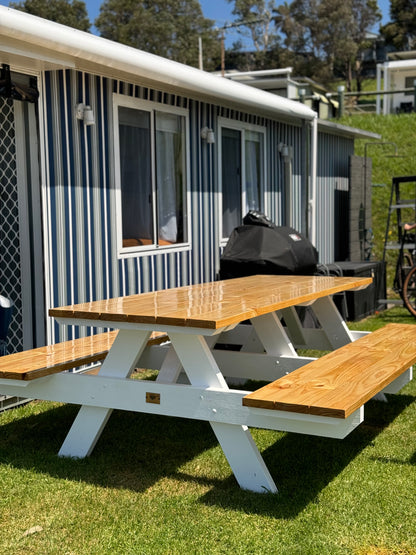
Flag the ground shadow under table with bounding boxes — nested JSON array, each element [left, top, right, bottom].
[[200, 393, 415, 517], [0, 402, 218, 493], [0, 392, 414, 515]]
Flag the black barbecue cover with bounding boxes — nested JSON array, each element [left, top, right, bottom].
[[220, 224, 318, 279]]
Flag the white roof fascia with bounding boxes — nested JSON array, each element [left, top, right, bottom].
[[224, 68, 293, 78], [0, 7, 316, 121], [378, 59, 416, 70], [318, 119, 381, 140]]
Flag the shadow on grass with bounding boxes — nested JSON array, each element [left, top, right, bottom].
[[200, 393, 416, 517], [0, 392, 414, 517], [0, 403, 218, 492]]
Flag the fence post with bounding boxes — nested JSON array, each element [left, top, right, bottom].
[[413, 80, 416, 112], [337, 86, 345, 118]]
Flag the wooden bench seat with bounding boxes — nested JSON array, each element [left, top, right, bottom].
[[243, 323, 416, 419], [0, 331, 168, 381]]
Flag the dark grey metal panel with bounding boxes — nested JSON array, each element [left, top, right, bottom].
[[316, 132, 354, 263]]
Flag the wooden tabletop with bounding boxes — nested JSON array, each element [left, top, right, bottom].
[[49, 275, 372, 330]]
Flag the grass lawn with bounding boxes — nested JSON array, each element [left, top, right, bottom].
[[0, 308, 415, 554], [338, 112, 416, 290]]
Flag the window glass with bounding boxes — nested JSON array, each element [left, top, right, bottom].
[[119, 107, 153, 246], [155, 112, 186, 245], [116, 98, 189, 253], [245, 130, 263, 214], [405, 76, 416, 96], [222, 128, 241, 238], [220, 124, 265, 239]]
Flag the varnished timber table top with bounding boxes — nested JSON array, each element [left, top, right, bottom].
[[49, 275, 372, 330]]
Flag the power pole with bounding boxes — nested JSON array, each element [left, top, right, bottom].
[[219, 18, 266, 77]]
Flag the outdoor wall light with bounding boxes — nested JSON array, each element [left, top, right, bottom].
[[200, 126, 215, 144], [75, 103, 95, 126]]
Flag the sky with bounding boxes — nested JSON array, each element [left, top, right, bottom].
[[0, 0, 392, 47]]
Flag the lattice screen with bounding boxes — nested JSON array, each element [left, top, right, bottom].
[[0, 97, 23, 353]]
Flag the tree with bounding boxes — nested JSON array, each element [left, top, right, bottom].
[[225, 0, 280, 68], [9, 0, 91, 31], [381, 0, 416, 50], [95, 0, 220, 70], [274, 0, 380, 88]]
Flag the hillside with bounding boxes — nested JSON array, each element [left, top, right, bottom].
[[338, 113, 416, 288]]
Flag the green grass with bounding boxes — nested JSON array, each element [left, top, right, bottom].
[[1, 112, 416, 555], [1, 308, 415, 554], [339, 112, 416, 290]]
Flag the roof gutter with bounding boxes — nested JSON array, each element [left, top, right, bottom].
[[0, 7, 316, 121]]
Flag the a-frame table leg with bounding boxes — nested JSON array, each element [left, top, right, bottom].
[[169, 332, 278, 493], [58, 329, 151, 458]]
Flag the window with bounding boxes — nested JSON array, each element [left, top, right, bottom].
[[114, 95, 189, 255], [405, 76, 416, 96], [219, 120, 265, 239]]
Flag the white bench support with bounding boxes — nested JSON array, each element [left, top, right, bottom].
[[58, 329, 151, 457]]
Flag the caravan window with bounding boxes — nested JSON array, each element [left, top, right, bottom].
[[219, 120, 265, 239], [114, 94, 190, 256]]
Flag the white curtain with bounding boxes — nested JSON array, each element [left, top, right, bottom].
[[155, 112, 184, 243], [245, 131, 262, 214]]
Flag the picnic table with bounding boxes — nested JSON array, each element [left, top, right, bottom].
[[1, 275, 414, 493]]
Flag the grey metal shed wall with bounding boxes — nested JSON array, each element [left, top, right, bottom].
[[315, 131, 354, 264]]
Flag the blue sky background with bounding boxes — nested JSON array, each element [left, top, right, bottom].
[[0, 0, 392, 49]]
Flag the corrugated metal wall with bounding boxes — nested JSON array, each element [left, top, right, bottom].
[[315, 131, 354, 264], [41, 69, 331, 342]]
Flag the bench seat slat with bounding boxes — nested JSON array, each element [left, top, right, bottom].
[[243, 324, 416, 418], [0, 331, 168, 381]]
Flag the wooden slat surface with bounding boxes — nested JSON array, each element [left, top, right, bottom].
[[49, 275, 372, 330], [243, 323, 416, 418], [0, 331, 168, 381]]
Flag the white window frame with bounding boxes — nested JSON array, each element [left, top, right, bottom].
[[218, 117, 267, 244], [113, 93, 191, 258]]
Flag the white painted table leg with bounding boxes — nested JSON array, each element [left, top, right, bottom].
[[251, 311, 297, 356], [169, 332, 278, 493], [156, 335, 219, 385], [211, 422, 277, 493], [278, 306, 307, 347], [58, 405, 114, 458], [59, 329, 151, 458], [168, 333, 228, 388], [156, 346, 183, 384], [311, 296, 354, 348]]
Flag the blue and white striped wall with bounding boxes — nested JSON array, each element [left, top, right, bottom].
[[41, 69, 352, 342]]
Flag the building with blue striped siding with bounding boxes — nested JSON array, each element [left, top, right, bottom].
[[0, 7, 380, 352]]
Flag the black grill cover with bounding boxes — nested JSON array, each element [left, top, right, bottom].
[[220, 225, 318, 279]]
